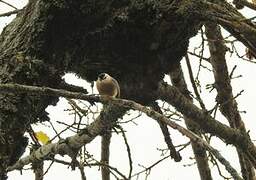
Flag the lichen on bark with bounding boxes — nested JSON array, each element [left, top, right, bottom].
[[0, 0, 205, 178]]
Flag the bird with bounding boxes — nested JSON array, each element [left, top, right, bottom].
[[96, 73, 120, 98]]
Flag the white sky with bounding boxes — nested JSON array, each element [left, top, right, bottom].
[[1, 1, 256, 180]]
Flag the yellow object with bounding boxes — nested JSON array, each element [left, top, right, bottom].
[[35, 131, 50, 145]]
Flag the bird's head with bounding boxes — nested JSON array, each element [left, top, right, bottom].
[[98, 73, 110, 81]]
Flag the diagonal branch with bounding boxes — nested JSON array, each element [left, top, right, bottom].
[[233, 0, 256, 11], [0, 83, 255, 160], [0, 9, 20, 17], [117, 125, 133, 179], [157, 82, 256, 167], [0, 83, 244, 179], [150, 102, 182, 162], [7, 104, 127, 171], [0, 0, 18, 10]]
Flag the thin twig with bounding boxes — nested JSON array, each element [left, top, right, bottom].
[[43, 161, 54, 176], [131, 156, 170, 178], [185, 54, 206, 110], [48, 121, 61, 140], [0, 9, 20, 17], [0, 0, 17, 9], [117, 125, 133, 179], [86, 163, 128, 180]]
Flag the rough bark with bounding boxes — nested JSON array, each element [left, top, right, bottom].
[[0, 0, 256, 179], [100, 105, 114, 180], [32, 160, 44, 180], [30, 144, 44, 180], [0, 0, 201, 177], [101, 131, 111, 180]]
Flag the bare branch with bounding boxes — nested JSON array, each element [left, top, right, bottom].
[[0, 0, 17, 10], [86, 163, 128, 180], [131, 155, 170, 178], [0, 9, 20, 17], [0, 83, 92, 102], [150, 102, 181, 162], [117, 125, 133, 179], [0, 83, 254, 159], [1, 83, 243, 179], [185, 54, 206, 110], [157, 83, 256, 168], [233, 0, 256, 11], [169, 64, 213, 180]]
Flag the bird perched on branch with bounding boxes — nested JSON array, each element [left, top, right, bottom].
[[96, 73, 120, 98]]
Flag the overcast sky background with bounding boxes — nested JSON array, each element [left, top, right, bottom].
[[1, 1, 256, 180]]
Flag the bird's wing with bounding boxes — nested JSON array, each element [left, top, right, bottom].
[[111, 78, 120, 97]]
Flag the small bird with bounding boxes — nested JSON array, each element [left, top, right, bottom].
[[96, 73, 120, 98]]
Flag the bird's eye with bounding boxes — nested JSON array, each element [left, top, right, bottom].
[[98, 73, 106, 80]]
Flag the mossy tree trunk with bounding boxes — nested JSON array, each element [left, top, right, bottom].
[[0, 0, 255, 179]]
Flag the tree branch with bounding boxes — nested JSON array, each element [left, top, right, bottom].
[[0, 83, 255, 161], [182, 0, 256, 58], [117, 125, 133, 179], [233, 0, 256, 11], [0, 0, 18, 10], [169, 64, 213, 180], [0, 9, 20, 17], [157, 82, 256, 168], [0, 83, 243, 179], [150, 102, 182, 162], [0, 83, 94, 102], [101, 115, 112, 180]]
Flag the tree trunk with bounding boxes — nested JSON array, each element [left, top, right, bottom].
[[1, 0, 255, 179]]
